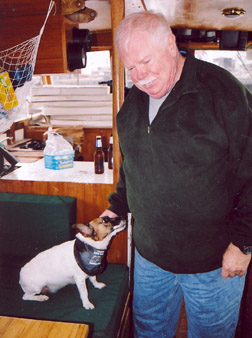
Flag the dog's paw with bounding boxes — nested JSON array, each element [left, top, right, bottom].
[[89, 276, 106, 289], [38, 294, 49, 302], [95, 282, 106, 289], [83, 301, 95, 310], [22, 294, 49, 302]]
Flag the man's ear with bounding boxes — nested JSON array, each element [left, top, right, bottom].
[[167, 33, 177, 57]]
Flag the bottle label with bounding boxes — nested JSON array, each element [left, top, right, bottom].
[[96, 139, 102, 147], [44, 153, 74, 170]]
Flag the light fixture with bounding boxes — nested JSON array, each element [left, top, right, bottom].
[[221, 7, 246, 18]]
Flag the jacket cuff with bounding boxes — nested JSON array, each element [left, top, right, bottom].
[[108, 205, 129, 217]]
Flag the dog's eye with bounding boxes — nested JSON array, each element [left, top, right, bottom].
[[101, 221, 110, 227], [102, 216, 110, 223]]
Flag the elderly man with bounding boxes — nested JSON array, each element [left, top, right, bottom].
[[101, 11, 252, 338]]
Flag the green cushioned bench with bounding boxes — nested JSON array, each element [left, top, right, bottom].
[[0, 192, 129, 338]]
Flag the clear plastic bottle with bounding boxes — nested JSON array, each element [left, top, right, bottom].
[[43, 127, 54, 155], [44, 128, 74, 170]]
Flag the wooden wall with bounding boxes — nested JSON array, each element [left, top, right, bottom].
[[0, 0, 76, 74], [0, 178, 127, 265], [23, 125, 112, 162]]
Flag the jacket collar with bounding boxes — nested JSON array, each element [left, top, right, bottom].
[[161, 48, 198, 109]]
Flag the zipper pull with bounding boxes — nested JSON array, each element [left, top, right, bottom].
[[147, 125, 150, 134]]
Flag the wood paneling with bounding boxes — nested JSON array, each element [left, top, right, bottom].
[[236, 264, 252, 338], [0, 0, 76, 74], [91, 30, 113, 51], [81, 128, 112, 161], [0, 179, 127, 264], [0, 0, 55, 17], [176, 300, 188, 338], [23, 126, 112, 162]]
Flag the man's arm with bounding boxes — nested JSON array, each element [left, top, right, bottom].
[[221, 86, 252, 278], [107, 162, 130, 216], [100, 209, 118, 218]]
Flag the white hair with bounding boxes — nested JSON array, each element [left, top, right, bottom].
[[115, 11, 172, 55]]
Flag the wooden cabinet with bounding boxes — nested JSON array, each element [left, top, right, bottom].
[[0, 0, 76, 74]]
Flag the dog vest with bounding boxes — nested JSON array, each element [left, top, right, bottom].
[[74, 238, 107, 276]]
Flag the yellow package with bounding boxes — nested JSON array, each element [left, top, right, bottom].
[[0, 70, 18, 111]]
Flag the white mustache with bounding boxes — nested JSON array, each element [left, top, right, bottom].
[[137, 77, 156, 86]]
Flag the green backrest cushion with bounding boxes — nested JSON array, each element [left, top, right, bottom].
[[0, 192, 76, 262]]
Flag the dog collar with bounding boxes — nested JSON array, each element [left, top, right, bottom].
[[74, 238, 107, 276]]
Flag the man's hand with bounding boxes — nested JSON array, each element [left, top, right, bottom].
[[221, 242, 251, 278], [100, 209, 118, 218]]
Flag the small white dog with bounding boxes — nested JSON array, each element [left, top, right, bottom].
[[19, 216, 126, 310]]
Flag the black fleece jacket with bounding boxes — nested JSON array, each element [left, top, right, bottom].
[[108, 50, 252, 273]]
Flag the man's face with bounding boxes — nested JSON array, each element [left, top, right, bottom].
[[120, 31, 178, 99]]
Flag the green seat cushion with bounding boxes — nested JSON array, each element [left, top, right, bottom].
[[0, 263, 129, 338]]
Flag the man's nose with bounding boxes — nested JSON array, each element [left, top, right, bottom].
[[135, 65, 146, 81]]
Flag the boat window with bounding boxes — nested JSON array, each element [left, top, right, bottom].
[[45, 50, 111, 86], [195, 50, 252, 91], [12, 51, 112, 122]]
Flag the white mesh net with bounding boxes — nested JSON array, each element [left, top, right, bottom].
[[0, 0, 55, 133]]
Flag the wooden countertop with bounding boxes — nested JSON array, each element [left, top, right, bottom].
[[0, 316, 89, 338], [2, 159, 113, 184]]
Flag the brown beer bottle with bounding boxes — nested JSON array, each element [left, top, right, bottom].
[[94, 136, 104, 174], [108, 134, 113, 169]]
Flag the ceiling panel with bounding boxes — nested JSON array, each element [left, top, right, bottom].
[[139, 0, 252, 30], [80, 0, 252, 31]]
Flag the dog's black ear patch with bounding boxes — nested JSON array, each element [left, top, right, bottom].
[[73, 224, 93, 237]]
